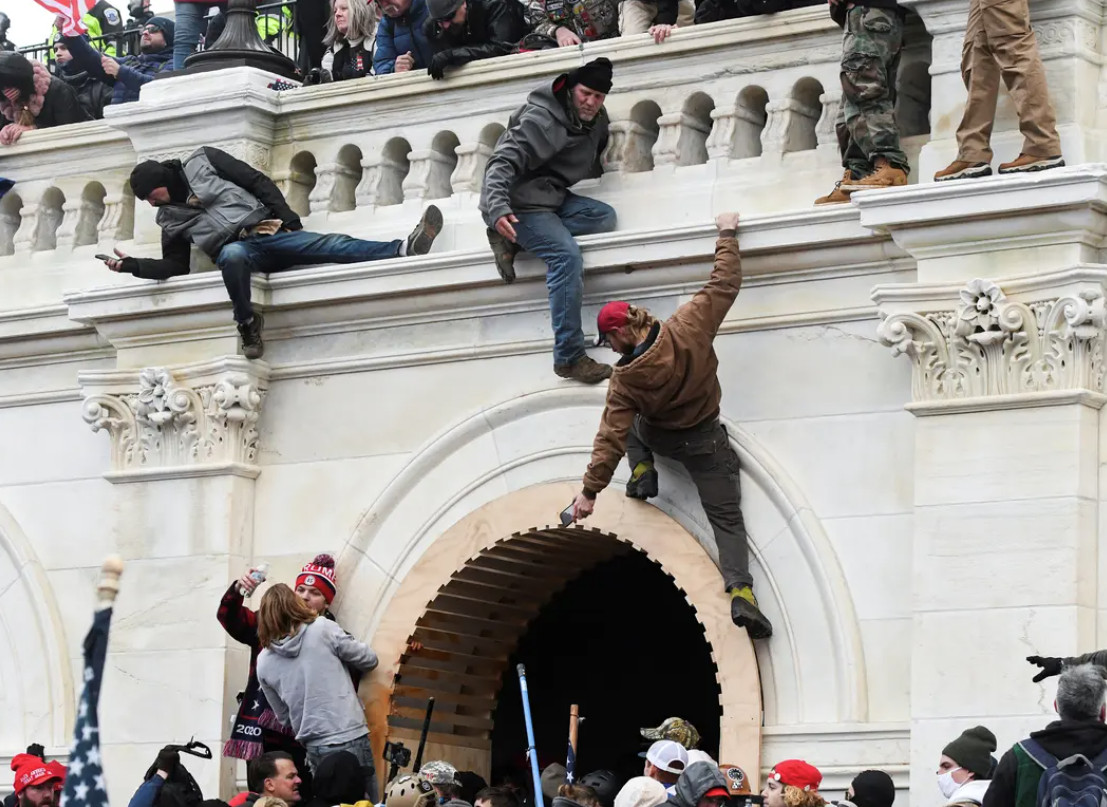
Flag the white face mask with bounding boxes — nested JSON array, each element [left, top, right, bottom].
[[937, 769, 963, 799]]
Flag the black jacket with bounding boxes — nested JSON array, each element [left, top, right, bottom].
[[329, 39, 373, 81], [123, 146, 301, 281], [32, 76, 89, 128], [425, 0, 528, 73], [694, 0, 817, 23], [58, 64, 112, 120], [983, 720, 1107, 807]]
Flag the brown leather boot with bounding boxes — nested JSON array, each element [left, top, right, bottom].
[[840, 158, 908, 191], [554, 355, 612, 385], [815, 170, 854, 205], [997, 153, 1065, 174], [934, 160, 992, 182]]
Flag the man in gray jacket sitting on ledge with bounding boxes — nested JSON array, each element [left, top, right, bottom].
[[103, 145, 443, 360]]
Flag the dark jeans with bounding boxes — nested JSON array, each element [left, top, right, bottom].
[[305, 734, 378, 802], [216, 230, 402, 323], [512, 193, 617, 366], [625, 416, 753, 590]]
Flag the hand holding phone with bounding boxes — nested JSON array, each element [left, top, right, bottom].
[[559, 503, 575, 527]]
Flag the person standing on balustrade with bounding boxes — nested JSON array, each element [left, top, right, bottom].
[[480, 57, 618, 385], [102, 146, 442, 360]]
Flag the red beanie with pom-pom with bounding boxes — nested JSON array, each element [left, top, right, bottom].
[[296, 553, 337, 604]]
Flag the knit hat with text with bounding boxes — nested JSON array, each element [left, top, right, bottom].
[[296, 553, 338, 604]]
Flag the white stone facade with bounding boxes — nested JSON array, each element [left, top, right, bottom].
[[1, 3, 1105, 806]]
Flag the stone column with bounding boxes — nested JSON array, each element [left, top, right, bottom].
[[858, 166, 1107, 803], [78, 356, 270, 799]]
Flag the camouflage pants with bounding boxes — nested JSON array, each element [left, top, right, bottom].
[[836, 5, 909, 176]]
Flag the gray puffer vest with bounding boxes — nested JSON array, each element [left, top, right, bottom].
[[155, 149, 269, 259]]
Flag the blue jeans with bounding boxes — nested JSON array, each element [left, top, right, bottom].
[[216, 229, 401, 323], [173, 2, 217, 70], [512, 193, 617, 367], [305, 733, 378, 803]]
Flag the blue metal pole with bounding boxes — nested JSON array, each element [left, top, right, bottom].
[[517, 663, 545, 807]]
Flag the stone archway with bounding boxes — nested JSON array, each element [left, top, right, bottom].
[[359, 482, 761, 782]]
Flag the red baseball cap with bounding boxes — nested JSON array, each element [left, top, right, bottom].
[[594, 301, 630, 346], [769, 760, 822, 792], [704, 788, 731, 799], [13, 758, 62, 795]]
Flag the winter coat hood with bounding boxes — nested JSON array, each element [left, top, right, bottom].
[[669, 762, 728, 807], [269, 623, 309, 658], [307, 750, 365, 807], [0, 51, 33, 97], [1029, 719, 1107, 759]]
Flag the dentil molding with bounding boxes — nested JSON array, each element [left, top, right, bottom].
[[875, 276, 1107, 409], [78, 356, 269, 483]]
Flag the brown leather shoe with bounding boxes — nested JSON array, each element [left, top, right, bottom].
[[934, 160, 992, 182], [554, 355, 612, 385], [840, 159, 908, 191], [998, 153, 1065, 174], [815, 171, 854, 205]]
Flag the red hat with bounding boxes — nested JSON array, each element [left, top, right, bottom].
[[13, 758, 61, 795], [46, 761, 66, 791], [296, 554, 337, 604], [769, 760, 821, 792], [594, 301, 630, 346], [703, 788, 731, 799]]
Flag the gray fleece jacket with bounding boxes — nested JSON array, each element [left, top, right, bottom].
[[668, 762, 728, 807], [479, 76, 609, 225], [257, 618, 379, 746]]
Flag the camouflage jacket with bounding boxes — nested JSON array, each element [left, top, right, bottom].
[[524, 0, 618, 41]]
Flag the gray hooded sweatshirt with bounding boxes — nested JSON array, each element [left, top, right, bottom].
[[257, 617, 379, 746], [479, 76, 608, 225], [669, 762, 729, 807]]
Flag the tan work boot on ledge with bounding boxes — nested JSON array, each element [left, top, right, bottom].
[[555, 355, 612, 385], [840, 157, 908, 191], [934, 160, 992, 182], [998, 153, 1065, 174], [814, 170, 855, 206]]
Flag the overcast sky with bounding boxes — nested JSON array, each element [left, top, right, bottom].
[[9, 0, 174, 50]]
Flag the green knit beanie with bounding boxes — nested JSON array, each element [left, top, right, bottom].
[[942, 726, 997, 779]]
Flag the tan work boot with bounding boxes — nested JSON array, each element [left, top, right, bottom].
[[840, 158, 908, 191], [554, 355, 612, 385], [934, 160, 992, 182], [998, 153, 1065, 174], [815, 170, 854, 205]]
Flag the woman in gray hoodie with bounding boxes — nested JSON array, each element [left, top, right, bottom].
[[256, 584, 381, 802]]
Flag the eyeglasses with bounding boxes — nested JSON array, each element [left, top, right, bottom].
[[142, 25, 161, 33]]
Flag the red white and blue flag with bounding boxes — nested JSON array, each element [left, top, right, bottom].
[[29, 0, 97, 35], [59, 604, 113, 807]]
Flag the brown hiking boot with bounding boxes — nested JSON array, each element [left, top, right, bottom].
[[486, 227, 519, 284], [815, 171, 854, 205], [840, 159, 908, 191], [934, 160, 992, 182], [554, 355, 612, 385], [998, 153, 1065, 174]]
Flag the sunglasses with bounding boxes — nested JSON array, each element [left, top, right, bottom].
[[142, 24, 161, 33]]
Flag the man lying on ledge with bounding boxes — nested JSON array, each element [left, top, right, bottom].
[[103, 146, 443, 360]]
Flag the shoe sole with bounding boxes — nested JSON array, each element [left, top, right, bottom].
[[407, 205, 443, 255], [554, 365, 612, 384], [240, 314, 265, 360], [998, 158, 1065, 174], [934, 166, 993, 182], [486, 229, 517, 284], [739, 618, 773, 640], [814, 197, 851, 206], [839, 180, 908, 191]]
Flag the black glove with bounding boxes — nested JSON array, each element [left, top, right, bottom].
[[26, 744, 45, 759], [427, 51, 451, 80], [1027, 655, 1064, 683], [155, 747, 179, 777]]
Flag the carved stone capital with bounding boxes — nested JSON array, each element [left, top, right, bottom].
[[876, 277, 1107, 405], [79, 357, 269, 483]]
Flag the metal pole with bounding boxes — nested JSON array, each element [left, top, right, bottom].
[[566, 704, 580, 783], [518, 664, 545, 807], [413, 696, 435, 771]]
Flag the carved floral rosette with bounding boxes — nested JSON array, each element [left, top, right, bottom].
[[80, 359, 268, 480], [877, 278, 1107, 402]]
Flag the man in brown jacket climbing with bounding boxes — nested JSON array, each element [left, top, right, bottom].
[[569, 211, 772, 639]]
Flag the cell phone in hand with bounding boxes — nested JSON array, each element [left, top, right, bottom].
[[95, 253, 112, 262], [559, 503, 575, 527]]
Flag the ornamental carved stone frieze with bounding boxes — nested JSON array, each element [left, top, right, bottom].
[[877, 278, 1107, 403], [79, 358, 269, 482]]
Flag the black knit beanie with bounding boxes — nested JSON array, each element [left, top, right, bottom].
[[942, 726, 997, 779], [567, 57, 613, 94], [129, 160, 177, 200], [849, 771, 895, 807]]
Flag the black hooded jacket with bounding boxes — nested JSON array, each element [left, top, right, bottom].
[[425, 0, 528, 71], [57, 62, 112, 120], [983, 720, 1107, 807], [669, 763, 728, 807], [0, 53, 88, 130], [304, 751, 365, 807]]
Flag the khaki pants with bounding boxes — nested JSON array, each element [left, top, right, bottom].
[[956, 0, 1061, 162], [619, 0, 694, 33]]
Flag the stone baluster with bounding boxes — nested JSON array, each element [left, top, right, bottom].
[[605, 120, 658, 173], [98, 188, 135, 246], [651, 112, 684, 167], [760, 98, 821, 156], [55, 199, 83, 253], [451, 142, 493, 195], [308, 162, 341, 212], [0, 200, 20, 257], [707, 109, 738, 161], [356, 155, 408, 208], [13, 201, 40, 255], [403, 150, 456, 201], [817, 91, 842, 149]]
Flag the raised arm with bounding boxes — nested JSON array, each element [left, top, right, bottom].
[[667, 212, 743, 339], [216, 581, 260, 647]]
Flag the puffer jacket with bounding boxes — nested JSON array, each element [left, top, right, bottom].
[[57, 62, 112, 119], [582, 235, 741, 496], [374, 0, 433, 73], [62, 33, 173, 105], [480, 74, 608, 224]]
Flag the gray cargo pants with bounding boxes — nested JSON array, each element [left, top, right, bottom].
[[625, 415, 753, 590]]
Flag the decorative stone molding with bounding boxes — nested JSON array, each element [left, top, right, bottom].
[[450, 142, 494, 194], [402, 150, 455, 201], [308, 161, 361, 213], [761, 98, 821, 155], [97, 189, 134, 245], [603, 120, 657, 172], [652, 111, 712, 167], [877, 278, 1107, 403], [79, 357, 269, 482], [356, 154, 408, 208]]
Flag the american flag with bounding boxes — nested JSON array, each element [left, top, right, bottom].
[[565, 741, 576, 784], [28, 0, 97, 35], [60, 605, 113, 807]]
